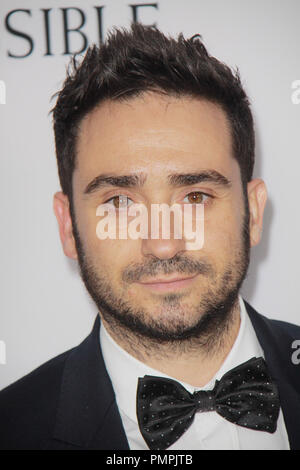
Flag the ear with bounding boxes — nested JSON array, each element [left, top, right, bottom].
[[53, 191, 78, 259], [247, 178, 268, 247]]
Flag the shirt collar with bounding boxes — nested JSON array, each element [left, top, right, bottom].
[[100, 296, 264, 423]]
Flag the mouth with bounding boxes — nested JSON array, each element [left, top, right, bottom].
[[137, 273, 198, 292]]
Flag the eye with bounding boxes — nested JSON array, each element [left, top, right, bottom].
[[183, 191, 211, 204], [105, 195, 134, 209]]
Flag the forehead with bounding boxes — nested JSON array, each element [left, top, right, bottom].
[[75, 92, 239, 185]]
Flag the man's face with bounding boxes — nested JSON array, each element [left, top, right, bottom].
[[55, 93, 265, 342]]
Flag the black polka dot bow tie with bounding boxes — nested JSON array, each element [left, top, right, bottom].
[[136, 357, 280, 450]]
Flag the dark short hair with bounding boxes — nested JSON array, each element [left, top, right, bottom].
[[52, 23, 255, 202]]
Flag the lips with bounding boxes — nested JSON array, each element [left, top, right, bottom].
[[139, 274, 197, 284], [137, 273, 198, 292]]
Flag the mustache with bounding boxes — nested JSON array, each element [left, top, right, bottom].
[[122, 254, 214, 283]]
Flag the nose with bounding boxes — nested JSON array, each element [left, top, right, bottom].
[[140, 202, 187, 259], [141, 235, 186, 260]]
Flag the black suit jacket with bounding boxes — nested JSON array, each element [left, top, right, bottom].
[[0, 300, 300, 450]]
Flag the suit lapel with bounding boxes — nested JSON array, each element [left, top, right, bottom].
[[245, 300, 300, 450], [50, 315, 129, 450]]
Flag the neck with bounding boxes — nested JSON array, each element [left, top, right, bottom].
[[100, 298, 241, 387]]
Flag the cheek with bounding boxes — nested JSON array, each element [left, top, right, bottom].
[[202, 203, 244, 257], [76, 207, 100, 253], [73, 200, 142, 278], [85, 228, 143, 283]]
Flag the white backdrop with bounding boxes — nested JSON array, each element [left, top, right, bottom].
[[0, 0, 299, 390]]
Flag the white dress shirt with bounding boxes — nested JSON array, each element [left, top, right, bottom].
[[100, 296, 290, 449]]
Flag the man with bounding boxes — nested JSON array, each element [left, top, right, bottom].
[[0, 23, 299, 450]]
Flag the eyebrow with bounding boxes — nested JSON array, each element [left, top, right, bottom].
[[84, 174, 146, 194], [168, 170, 232, 188], [83, 170, 231, 194]]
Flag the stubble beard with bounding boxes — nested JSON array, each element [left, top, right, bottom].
[[70, 200, 250, 357]]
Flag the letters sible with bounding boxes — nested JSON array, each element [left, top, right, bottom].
[[4, 3, 158, 58]]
